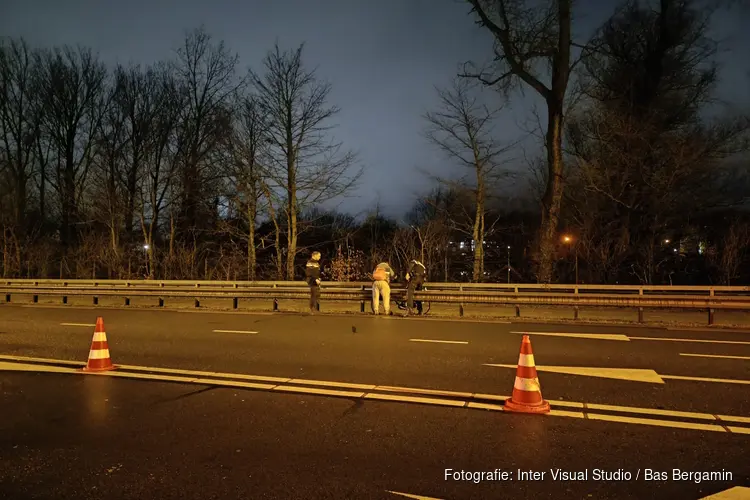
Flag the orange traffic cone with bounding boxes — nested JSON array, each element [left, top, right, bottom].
[[82, 317, 115, 372], [504, 335, 550, 414]]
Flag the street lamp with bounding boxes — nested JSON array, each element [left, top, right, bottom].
[[561, 234, 578, 284]]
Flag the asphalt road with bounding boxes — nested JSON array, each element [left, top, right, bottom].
[[1, 305, 750, 499], [1, 305, 749, 415], [1, 372, 748, 500]]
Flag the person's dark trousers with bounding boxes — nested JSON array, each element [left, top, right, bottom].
[[309, 284, 320, 312], [407, 278, 424, 314]]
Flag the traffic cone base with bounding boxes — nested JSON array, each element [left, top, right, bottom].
[[503, 335, 550, 414], [81, 317, 115, 372]]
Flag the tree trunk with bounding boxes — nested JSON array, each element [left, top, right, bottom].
[[2, 227, 8, 278], [274, 220, 283, 280], [472, 183, 485, 282], [285, 158, 298, 280], [247, 198, 257, 281], [537, 101, 566, 284]]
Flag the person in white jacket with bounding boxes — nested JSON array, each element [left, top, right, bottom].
[[371, 261, 396, 315]]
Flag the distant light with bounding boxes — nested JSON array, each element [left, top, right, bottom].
[[664, 239, 670, 244], [143, 245, 149, 250], [507, 246, 511, 249], [673, 248, 678, 253], [562, 235, 572, 243]]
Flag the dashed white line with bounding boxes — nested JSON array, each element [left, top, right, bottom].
[[409, 339, 468, 345], [630, 336, 750, 345], [212, 329, 258, 334]]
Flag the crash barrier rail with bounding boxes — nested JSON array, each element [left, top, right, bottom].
[[2, 279, 750, 325]]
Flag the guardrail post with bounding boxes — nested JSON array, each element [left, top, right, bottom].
[[124, 297, 130, 306], [5, 293, 10, 303], [638, 288, 644, 323], [360, 285, 365, 313], [459, 285, 464, 317], [233, 297, 239, 309], [195, 298, 200, 308], [33, 295, 38, 303], [62, 296, 67, 304], [273, 284, 278, 312], [158, 298, 164, 307], [708, 288, 715, 325], [93, 296, 98, 305], [514, 286, 520, 317], [573, 287, 579, 320]]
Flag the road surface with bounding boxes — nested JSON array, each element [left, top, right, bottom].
[[1, 305, 749, 499], [9, 291, 750, 327]]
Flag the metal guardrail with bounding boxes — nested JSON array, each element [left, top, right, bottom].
[[2, 278, 749, 294], [1, 279, 749, 325]]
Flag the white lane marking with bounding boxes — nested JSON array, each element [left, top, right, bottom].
[[586, 413, 726, 433], [485, 364, 665, 384], [1, 358, 749, 433], [668, 327, 750, 333], [409, 339, 468, 345], [700, 487, 750, 499], [510, 331, 630, 341], [0, 361, 78, 374], [365, 393, 466, 407], [386, 491, 445, 500], [662, 375, 750, 385], [212, 329, 258, 334], [60, 323, 96, 327], [680, 353, 750, 361], [630, 336, 750, 345], [376, 386, 475, 398]]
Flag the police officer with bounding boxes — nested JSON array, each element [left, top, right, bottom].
[[305, 251, 322, 313], [405, 259, 426, 315]]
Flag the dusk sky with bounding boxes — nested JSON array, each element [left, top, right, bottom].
[[2, 0, 748, 219]]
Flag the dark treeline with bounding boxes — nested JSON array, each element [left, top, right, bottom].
[[1, 1, 749, 285]]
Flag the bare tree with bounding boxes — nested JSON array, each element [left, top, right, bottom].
[[462, 0, 575, 283], [172, 27, 240, 243], [91, 74, 126, 266], [0, 38, 39, 230], [566, 0, 749, 284], [424, 77, 513, 281], [34, 45, 108, 250], [710, 219, 750, 285], [261, 181, 284, 280], [405, 189, 457, 281], [228, 93, 267, 280], [251, 43, 361, 279], [138, 65, 184, 278], [0, 38, 42, 275]]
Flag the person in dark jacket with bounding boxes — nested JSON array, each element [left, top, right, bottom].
[[405, 259, 426, 315], [305, 251, 322, 313]]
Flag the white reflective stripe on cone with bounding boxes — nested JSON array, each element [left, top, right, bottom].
[[88, 349, 111, 360], [92, 332, 107, 342], [517, 353, 535, 367], [514, 376, 541, 392]]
